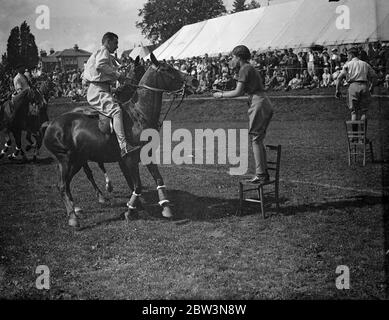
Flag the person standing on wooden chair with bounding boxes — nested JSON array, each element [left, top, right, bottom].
[[335, 47, 377, 121], [213, 45, 273, 184]]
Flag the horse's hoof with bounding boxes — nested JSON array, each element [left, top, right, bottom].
[[74, 207, 83, 216], [106, 182, 113, 193], [161, 206, 173, 219], [68, 217, 79, 228]]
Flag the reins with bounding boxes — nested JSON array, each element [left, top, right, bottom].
[[120, 66, 188, 130]]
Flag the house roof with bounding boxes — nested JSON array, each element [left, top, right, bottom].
[[59, 48, 92, 57]]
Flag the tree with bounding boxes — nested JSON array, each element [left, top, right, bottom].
[[136, 0, 226, 45], [6, 26, 21, 68], [232, 0, 260, 13], [4, 21, 39, 70], [232, 0, 246, 13], [246, 0, 261, 10]]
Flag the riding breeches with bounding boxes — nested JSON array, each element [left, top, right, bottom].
[[86, 82, 130, 151]]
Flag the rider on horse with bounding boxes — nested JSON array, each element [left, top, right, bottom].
[[83, 32, 140, 158]]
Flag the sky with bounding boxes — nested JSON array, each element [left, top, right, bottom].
[[0, 0, 288, 56]]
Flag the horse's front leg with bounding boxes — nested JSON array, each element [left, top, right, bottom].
[[0, 131, 12, 159], [146, 163, 173, 219], [119, 156, 141, 223]]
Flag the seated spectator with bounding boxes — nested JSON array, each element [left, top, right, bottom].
[[308, 71, 320, 90], [321, 68, 332, 87], [331, 66, 341, 85], [301, 69, 312, 88], [285, 73, 303, 91], [196, 77, 207, 94], [273, 70, 287, 91], [212, 75, 222, 90]]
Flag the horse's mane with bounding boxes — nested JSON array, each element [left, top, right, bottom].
[[122, 99, 150, 129]]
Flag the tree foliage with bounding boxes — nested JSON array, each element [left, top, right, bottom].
[[136, 0, 226, 44], [4, 21, 39, 70], [232, 0, 261, 13]]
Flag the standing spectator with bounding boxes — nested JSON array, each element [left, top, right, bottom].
[[330, 48, 341, 72], [307, 49, 316, 76]]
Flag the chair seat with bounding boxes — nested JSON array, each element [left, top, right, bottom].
[[240, 179, 276, 186]]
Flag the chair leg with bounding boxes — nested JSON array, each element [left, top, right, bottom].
[[259, 186, 265, 219], [275, 182, 280, 213], [237, 183, 243, 216], [363, 143, 366, 166], [369, 141, 374, 163]]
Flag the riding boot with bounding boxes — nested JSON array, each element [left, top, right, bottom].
[[112, 109, 141, 158]]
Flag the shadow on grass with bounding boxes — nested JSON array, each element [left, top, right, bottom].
[[72, 191, 385, 230], [0, 156, 54, 166], [279, 194, 385, 217]]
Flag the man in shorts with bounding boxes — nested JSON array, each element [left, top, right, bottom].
[[335, 47, 377, 121]]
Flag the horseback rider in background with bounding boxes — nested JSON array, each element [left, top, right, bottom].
[[83, 32, 140, 158]]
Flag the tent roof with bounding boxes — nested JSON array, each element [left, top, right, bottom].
[[152, 0, 389, 60], [129, 45, 150, 59]]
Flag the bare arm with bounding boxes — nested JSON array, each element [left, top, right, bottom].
[[213, 81, 245, 99]]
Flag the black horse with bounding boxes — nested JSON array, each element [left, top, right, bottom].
[[0, 87, 47, 161], [43, 53, 198, 228]]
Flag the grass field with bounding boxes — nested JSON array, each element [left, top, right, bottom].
[[0, 92, 388, 299]]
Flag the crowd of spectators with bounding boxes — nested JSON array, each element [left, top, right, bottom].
[[1, 41, 389, 101], [155, 42, 389, 94]]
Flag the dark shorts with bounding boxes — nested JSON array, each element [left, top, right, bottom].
[[348, 82, 371, 114]]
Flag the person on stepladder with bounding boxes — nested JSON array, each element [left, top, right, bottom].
[[213, 45, 273, 184]]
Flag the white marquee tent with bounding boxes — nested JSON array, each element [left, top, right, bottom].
[[150, 0, 389, 60], [129, 45, 150, 59]]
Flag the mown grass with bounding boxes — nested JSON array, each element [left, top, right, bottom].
[[0, 93, 388, 299]]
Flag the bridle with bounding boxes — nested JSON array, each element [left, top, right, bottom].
[[121, 63, 189, 130]]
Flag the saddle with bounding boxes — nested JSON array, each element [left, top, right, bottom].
[[72, 104, 146, 143], [72, 106, 114, 134]]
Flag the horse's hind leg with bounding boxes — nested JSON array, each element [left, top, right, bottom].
[[25, 131, 35, 151], [57, 155, 82, 227], [83, 163, 107, 204], [0, 132, 12, 159], [98, 162, 113, 193], [8, 130, 27, 162], [146, 163, 173, 219]]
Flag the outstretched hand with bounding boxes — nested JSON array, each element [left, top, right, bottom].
[[213, 91, 223, 99]]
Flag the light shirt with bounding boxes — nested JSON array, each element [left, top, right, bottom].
[[13, 73, 30, 93], [83, 45, 121, 83], [341, 57, 376, 82]]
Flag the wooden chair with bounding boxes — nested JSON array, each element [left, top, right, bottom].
[[237, 145, 281, 219], [345, 119, 374, 166]]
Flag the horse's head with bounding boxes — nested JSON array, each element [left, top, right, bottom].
[[142, 53, 199, 95], [115, 56, 146, 103]]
